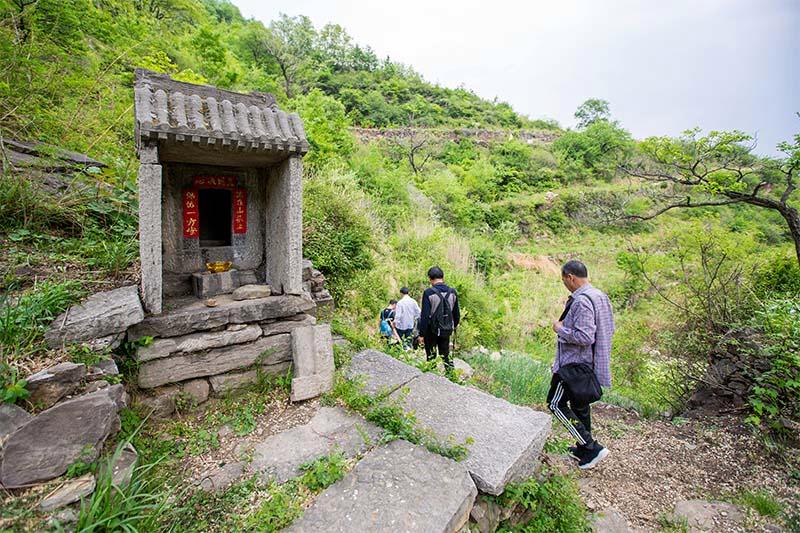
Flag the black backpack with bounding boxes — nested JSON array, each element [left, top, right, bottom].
[[430, 287, 455, 335]]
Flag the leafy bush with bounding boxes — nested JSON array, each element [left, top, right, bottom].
[[302, 171, 376, 298], [291, 89, 355, 168], [552, 120, 633, 182]]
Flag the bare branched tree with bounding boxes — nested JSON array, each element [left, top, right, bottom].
[[622, 125, 800, 264]]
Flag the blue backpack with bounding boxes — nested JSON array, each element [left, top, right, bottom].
[[379, 308, 394, 337]]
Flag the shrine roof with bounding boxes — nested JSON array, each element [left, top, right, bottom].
[[133, 69, 308, 156]]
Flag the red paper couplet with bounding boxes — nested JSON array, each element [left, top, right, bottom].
[[233, 189, 247, 234], [183, 188, 199, 238]]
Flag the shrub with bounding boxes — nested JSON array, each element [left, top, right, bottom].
[[496, 474, 590, 532], [552, 120, 633, 182], [291, 89, 355, 168]]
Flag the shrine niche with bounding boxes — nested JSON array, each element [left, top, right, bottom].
[[133, 68, 309, 314]]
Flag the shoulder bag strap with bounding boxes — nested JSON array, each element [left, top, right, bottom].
[[579, 293, 598, 369]]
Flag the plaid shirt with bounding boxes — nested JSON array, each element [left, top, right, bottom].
[[553, 284, 615, 387]]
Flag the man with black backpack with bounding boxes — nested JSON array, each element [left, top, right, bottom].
[[418, 266, 460, 372], [548, 260, 615, 470]]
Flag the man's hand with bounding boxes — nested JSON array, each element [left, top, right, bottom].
[[552, 320, 563, 333]]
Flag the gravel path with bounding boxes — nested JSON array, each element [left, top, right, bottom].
[[547, 403, 799, 531]]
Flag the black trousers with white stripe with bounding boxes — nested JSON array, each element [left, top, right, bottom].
[[546, 373, 596, 448]]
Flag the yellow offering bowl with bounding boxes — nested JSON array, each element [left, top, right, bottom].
[[206, 261, 232, 273]]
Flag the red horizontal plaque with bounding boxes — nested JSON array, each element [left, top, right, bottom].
[[193, 175, 237, 189]]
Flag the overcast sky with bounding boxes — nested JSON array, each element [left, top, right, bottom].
[[234, 0, 799, 155]]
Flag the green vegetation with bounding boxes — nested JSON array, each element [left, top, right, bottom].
[[494, 473, 590, 532], [736, 489, 784, 518]]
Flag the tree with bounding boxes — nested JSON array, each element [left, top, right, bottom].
[[622, 126, 800, 265], [574, 98, 611, 129], [553, 119, 633, 182]]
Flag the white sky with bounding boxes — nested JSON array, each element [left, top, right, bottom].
[[234, 0, 799, 155]]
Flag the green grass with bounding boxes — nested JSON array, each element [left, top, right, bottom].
[[736, 489, 783, 518], [494, 473, 590, 532], [464, 350, 552, 406]]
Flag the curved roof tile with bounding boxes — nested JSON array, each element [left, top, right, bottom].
[[133, 69, 309, 155]]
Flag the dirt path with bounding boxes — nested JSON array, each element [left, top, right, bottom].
[[547, 403, 799, 531]]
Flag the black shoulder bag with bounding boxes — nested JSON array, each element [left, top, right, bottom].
[[557, 294, 603, 406]]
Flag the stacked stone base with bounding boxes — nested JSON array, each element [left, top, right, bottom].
[[129, 293, 318, 416]]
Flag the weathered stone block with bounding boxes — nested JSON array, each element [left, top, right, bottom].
[[46, 286, 144, 348], [207, 362, 291, 395], [39, 474, 95, 511], [128, 294, 315, 340], [251, 407, 382, 483], [260, 314, 316, 336], [192, 269, 237, 298], [135, 324, 262, 362], [0, 386, 124, 488], [232, 284, 271, 300], [389, 372, 551, 495], [346, 349, 422, 397], [138, 334, 291, 388], [0, 403, 32, 441], [236, 270, 259, 286], [181, 379, 210, 404], [133, 385, 179, 417], [290, 324, 334, 401], [285, 439, 477, 533], [26, 362, 87, 409], [138, 160, 162, 315]]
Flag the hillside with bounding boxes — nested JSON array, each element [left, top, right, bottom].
[[2, 0, 800, 531]]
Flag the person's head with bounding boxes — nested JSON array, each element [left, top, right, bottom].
[[427, 266, 444, 285], [400, 287, 410, 296], [388, 299, 397, 309], [561, 260, 589, 293]]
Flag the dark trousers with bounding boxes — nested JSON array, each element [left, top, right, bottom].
[[423, 333, 452, 370], [397, 328, 413, 348], [546, 373, 597, 448]]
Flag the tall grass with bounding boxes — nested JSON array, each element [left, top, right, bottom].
[[465, 350, 552, 406]]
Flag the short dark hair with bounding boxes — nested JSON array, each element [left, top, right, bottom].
[[388, 299, 397, 305], [561, 260, 588, 278], [427, 266, 444, 280], [400, 287, 409, 294]]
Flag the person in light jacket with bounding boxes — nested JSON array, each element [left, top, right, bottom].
[[394, 287, 421, 350]]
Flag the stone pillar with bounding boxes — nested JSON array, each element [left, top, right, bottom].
[[138, 143, 162, 314], [265, 155, 303, 295]]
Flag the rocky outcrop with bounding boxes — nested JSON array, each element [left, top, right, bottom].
[[45, 286, 144, 349], [285, 439, 477, 533], [0, 385, 126, 488]]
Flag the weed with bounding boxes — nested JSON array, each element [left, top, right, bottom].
[[1, 364, 30, 404], [65, 445, 98, 478], [76, 442, 177, 532], [68, 344, 112, 367], [736, 489, 783, 518], [465, 350, 551, 406], [495, 472, 590, 532], [299, 452, 347, 491], [174, 391, 197, 415], [543, 434, 572, 454], [656, 512, 688, 533]]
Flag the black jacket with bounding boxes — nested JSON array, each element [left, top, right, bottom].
[[418, 283, 460, 336]]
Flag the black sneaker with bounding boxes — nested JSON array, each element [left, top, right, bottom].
[[578, 446, 609, 469], [567, 445, 582, 461]]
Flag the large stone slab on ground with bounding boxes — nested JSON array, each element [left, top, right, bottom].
[[128, 294, 315, 340], [285, 439, 477, 533], [0, 385, 124, 488], [25, 362, 87, 409], [45, 286, 144, 348], [345, 349, 421, 396], [250, 407, 382, 483], [673, 499, 745, 533], [137, 334, 291, 388], [135, 324, 263, 362], [389, 372, 551, 495], [290, 324, 334, 402]]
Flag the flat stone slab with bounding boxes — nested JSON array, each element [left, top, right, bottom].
[[389, 373, 550, 495], [128, 294, 315, 340], [285, 439, 477, 533], [345, 349, 421, 397], [135, 324, 263, 362], [39, 474, 96, 511], [0, 403, 32, 441], [250, 407, 382, 483], [46, 285, 144, 348], [137, 334, 291, 388], [673, 499, 745, 532]]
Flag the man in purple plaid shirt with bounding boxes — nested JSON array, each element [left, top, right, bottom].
[[547, 260, 615, 469]]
